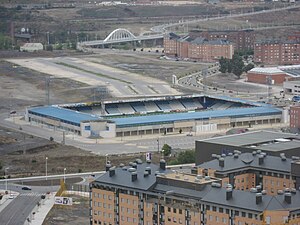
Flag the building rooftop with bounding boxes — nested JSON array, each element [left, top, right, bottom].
[[248, 67, 284, 75], [93, 161, 300, 212], [112, 107, 281, 127], [93, 162, 166, 191], [198, 152, 293, 174], [199, 130, 298, 147], [28, 106, 101, 126]]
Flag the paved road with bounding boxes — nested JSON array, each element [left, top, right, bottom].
[[151, 3, 300, 32], [0, 195, 41, 225], [0, 184, 58, 225]]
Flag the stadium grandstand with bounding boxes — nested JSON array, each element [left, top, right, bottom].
[[25, 95, 283, 138]]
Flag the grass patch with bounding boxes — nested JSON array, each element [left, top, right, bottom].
[[56, 62, 132, 84]]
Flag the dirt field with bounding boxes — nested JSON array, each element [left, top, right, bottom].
[[0, 125, 164, 178], [42, 194, 89, 225]]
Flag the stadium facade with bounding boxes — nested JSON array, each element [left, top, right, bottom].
[[25, 95, 283, 138]]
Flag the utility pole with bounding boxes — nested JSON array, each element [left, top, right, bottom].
[[266, 75, 273, 104], [45, 77, 50, 105], [202, 68, 208, 94]]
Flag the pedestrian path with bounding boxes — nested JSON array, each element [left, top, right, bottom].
[[25, 192, 56, 225]]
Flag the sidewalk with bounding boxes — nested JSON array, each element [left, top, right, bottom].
[[0, 190, 19, 213], [25, 192, 56, 225]]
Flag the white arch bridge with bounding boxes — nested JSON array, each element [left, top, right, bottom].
[[77, 28, 163, 48]]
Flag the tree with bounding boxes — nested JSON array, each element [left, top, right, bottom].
[[162, 144, 171, 156], [219, 57, 227, 73], [231, 54, 244, 79], [169, 150, 195, 165], [243, 63, 255, 73]]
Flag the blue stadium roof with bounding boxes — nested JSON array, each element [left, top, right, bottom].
[[28, 106, 101, 126], [112, 106, 281, 127]]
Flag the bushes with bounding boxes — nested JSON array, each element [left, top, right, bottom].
[[169, 150, 195, 165]]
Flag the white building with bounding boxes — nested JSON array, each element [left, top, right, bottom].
[[20, 43, 43, 52], [283, 80, 300, 95]]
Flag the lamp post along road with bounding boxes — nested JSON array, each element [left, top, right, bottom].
[[64, 168, 66, 183], [45, 157, 48, 180], [5, 167, 9, 192]]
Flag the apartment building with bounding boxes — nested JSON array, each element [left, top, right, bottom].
[[195, 130, 300, 164], [290, 105, 300, 130], [254, 40, 300, 65], [189, 29, 255, 51], [163, 33, 234, 62], [90, 158, 300, 225], [197, 151, 299, 195]]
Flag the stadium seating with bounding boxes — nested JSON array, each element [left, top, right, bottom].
[[130, 102, 147, 113], [155, 100, 172, 111], [118, 103, 135, 114], [105, 104, 121, 115]]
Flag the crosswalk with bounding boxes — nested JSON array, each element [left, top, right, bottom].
[[19, 192, 43, 197]]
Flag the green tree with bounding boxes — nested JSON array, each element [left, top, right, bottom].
[[162, 144, 171, 156], [169, 150, 195, 165], [219, 57, 227, 73], [231, 54, 244, 78], [243, 63, 255, 73]]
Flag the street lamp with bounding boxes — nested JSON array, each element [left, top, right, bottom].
[[64, 168, 66, 183], [5, 167, 9, 192], [157, 138, 160, 153], [45, 157, 48, 180], [105, 154, 108, 165]]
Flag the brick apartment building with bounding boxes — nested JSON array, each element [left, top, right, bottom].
[[189, 29, 255, 51], [163, 33, 234, 62], [290, 105, 300, 130], [254, 40, 300, 65], [90, 157, 300, 225], [197, 151, 299, 195]]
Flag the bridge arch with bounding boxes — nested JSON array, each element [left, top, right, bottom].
[[104, 28, 136, 42]]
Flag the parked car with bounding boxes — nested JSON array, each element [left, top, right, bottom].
[[22, 186, 32, 190]]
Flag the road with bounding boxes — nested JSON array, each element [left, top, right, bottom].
[[151, 3, 300, 33], [0, 184, 58, 225]]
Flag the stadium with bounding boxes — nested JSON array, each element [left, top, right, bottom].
[[25, 94, 283, 138]]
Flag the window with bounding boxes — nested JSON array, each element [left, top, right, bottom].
[[108, 195, 112, 200], [242, 212, 246, 217], [98, 202, 102, 207], [209, 215, 213, 221], [179, 209, 183, 214], [219, 208, 223, 213], [168, 207, 171, 212], [213, 206, 217, 212], [222, 218, 227, 223], [173, 208, 177, 213]]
